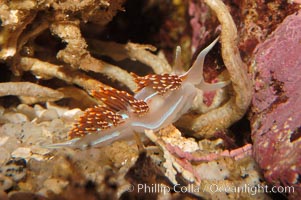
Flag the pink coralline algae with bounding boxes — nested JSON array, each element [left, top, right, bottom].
[[188, 0, 210, 51], [251, 12, 301, 199]]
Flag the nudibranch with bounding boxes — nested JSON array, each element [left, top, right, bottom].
[[47, 37, 228, 149]]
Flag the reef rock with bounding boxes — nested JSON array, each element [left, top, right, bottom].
[[251, 11, 301, 199]]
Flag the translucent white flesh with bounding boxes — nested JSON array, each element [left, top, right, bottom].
[[44, 37, 230, 149]]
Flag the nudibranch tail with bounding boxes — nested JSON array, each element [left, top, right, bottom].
[[44, 86, 146, 149], [43, 138, 82, 149], [44, 128, 128, 149]]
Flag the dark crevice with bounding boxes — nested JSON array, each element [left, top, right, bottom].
[[290, 126, 301, 142]]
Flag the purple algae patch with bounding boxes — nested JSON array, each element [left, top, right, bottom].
[[251, 11, 301, 199]]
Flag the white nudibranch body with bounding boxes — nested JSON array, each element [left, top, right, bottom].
[[45, 37, 228, 149]]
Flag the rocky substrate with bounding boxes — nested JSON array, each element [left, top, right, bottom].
[[251, 11, 301, 200]]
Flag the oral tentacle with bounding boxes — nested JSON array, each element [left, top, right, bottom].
[[173, 46, 185, 75], [197, 80, 230, 91], [182, 37, 220, 85]]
